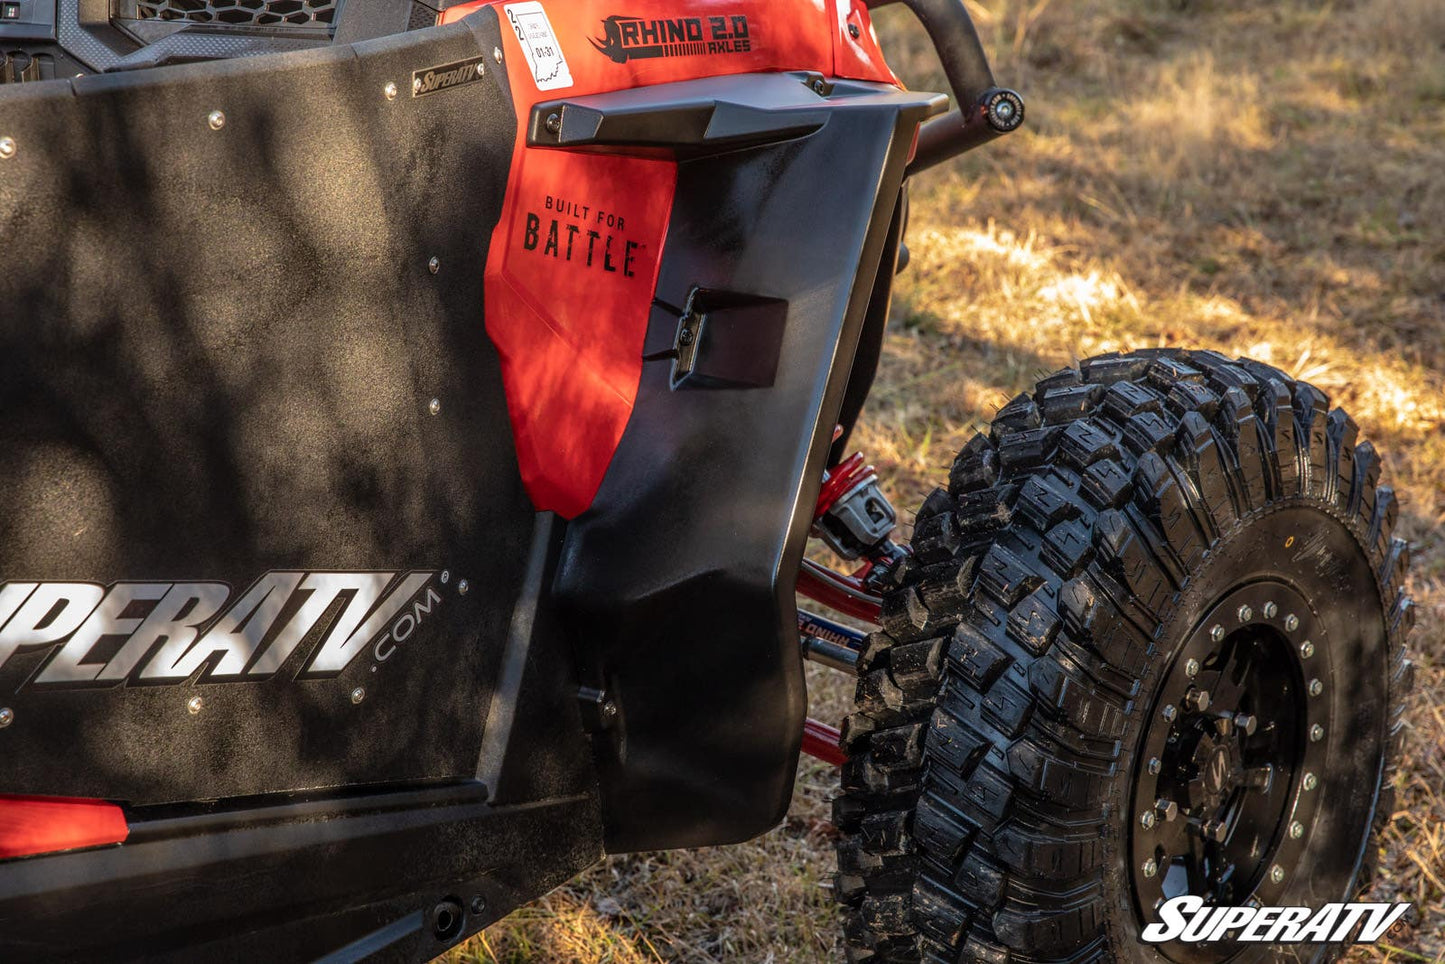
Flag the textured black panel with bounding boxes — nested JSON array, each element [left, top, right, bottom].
[[0, 14, 535, 803]]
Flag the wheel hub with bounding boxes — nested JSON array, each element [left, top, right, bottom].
[[1130, 581, 1333, 961]]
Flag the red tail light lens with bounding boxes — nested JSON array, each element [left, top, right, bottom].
[[0, 795, 128, 860]]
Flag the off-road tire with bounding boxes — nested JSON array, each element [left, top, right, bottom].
[[833, 349, 1413, 962]]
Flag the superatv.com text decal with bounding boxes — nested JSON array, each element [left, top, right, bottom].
[[592, 14, 750, 63], [523, 194, 644, 276], [0, 572, 440, 687]]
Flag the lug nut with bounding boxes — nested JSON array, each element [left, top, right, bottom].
[[1303, 772, 1318, 791], [1263, 601, 1278, 619], [1285, 614, 1300, 632], [1147, 757, 1162, 776], [1143, 857, 1158, 878], [1233, 713, 1257, 736], [1162, 704, 1178, 722], [1244, 764, 1274, 792], [1184, 658, 1200, 678], [1300, 640, 1315, 658], [1210, 624, 1225, 643], [1308, 678, 1323, 697], [1237, 604, 1253, 623], [1183, 688, 1211, 713], [1140, 810, 1157, 830], [1156, 799, 1179, 822], [1198, 818, 1228, 843], [1289, 821, 1304, 839], [1309, 724, 1325, 743], [1270, 864, 1285, 884]]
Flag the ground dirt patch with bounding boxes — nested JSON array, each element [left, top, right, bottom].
[[455, 0, 1444, 959]]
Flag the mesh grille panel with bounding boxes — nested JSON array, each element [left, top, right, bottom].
[[131, 0, 337, 27]]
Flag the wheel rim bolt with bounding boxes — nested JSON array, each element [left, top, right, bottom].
[[1210, 624, 1225, 643], [1263, 601, 1278, 619], [1183, 688, 1211, 713], [1309, 724, 1325, 742], [1143, 858, 1158, 878], [1162, 704, 1177, 722], [1303, 772, 1318, 791], [1234, 712, 1257, 736], [1300, 640, 1315, 658], [1140, 810, 1156, 829], [1308, 678, 1323, 697], [1270, 865, 1285, 883], [1156, 798, 1179, 822], [1148, 757, 1162, 776], [1184, 658, 1200, 678], [1237, 604, 1253, 622], [1199, 818, 1228, 842], [1285, 614, 1300, 632], [1289, 821, 1304, 839]]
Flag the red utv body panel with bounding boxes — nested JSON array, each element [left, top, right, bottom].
[[446, 0, 897, 516]]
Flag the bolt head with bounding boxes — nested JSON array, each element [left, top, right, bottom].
[[384, 81, 398, 100], [207, 110, 225, 131], [1202, 818, 1228, 842], [545, 112, 561, 134], [1237, 604, 1253, 623], [1233, 713, 1257, 736], [1184, 688, 1211, 713], [471, 895, 487, 915], [1142, 858, 1158, 878], [457, 579, 470, 595], [1263, 601, 1278, 619], [1285, 614, 1300, 632], [1300, 640, 1315, 659], [0, 136, 14, 159], [1140, 810, 1156, 829], [1289, 821, 1304, 839], [0, 707, 12, 727], [428, 255, 440, 274], [428, 397, 442, 415], [1270, 864, 1285, 884], [1210, 624, 1225, 643], [351, 687, 366, 704], [1156, 798, 1178, 822], [1308, 678, 1323, 697], [440, 570, 450, 584], [187, 696, 204, 715], [1303, 772, 1318, 791], [475, 62, 485, 76], [493, 46, 503, 63], [1184, 658, 1200, 678], [413, 77, 423, 93], [1147, 757, 1162, 776], [1309, 723, 1325, 743], [1162, 704, 1177, 722]]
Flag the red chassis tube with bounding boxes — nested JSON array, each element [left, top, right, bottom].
[[801, 718, 847, 767]]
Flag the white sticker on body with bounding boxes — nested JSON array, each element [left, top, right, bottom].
[[504, 1, 573, 91]]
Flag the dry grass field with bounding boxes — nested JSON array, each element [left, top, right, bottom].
[[451, 0, 1445, 959]]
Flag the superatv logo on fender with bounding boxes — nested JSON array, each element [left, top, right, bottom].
[[0, 572, 439, 686], [592, 14, 750, 63], [1143, 896, 1411, 944], [412, 58, 486, 97]]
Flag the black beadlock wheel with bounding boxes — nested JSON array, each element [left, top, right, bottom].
[[833, 349, 1413, 964]]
